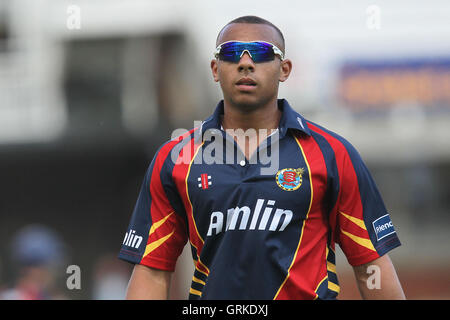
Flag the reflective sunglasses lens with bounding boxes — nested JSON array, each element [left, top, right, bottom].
[[247, 42, 275, 62], [218, 42, 243, 62], [218, 42, 275, 63]]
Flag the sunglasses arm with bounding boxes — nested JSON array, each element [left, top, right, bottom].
[[272, 46, 285, 61], [213, 46, 221, 58]]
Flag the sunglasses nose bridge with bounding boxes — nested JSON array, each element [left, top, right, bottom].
[[239, 49, 252, 58], [239, 49, 255, 63]]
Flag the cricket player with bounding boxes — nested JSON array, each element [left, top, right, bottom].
[[118, 15, 405, 300]]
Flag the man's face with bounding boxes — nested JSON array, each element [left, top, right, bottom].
[[211, 23, 292, 111]]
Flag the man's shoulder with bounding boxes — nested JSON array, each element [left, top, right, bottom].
[[155, 127, 200, 154], [149, 127, 201, 169], [303, 118, 360, 159]]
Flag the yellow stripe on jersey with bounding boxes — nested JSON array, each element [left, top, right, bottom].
[[328, 281, 340, 293], [314, 276, 328, 299], [192, 276, 206, 286], [324, 245, 339, 294], [341, 229, 376, 252], [143, 229, 175, 257], [185, 141, 206, 245], [314, 276, 327, 292], [339, 211, 367, 230], [149, 212, 173, 236], [327, 261, 337, 274], [189, 287, 202, 296], [273, 135, 314, 299], [325, 246, 336, 273]]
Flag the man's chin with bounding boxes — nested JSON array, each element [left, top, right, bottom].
[[229, 95, 264, 112]]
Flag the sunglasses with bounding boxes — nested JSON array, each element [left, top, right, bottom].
[[214, 41, 285, 63]]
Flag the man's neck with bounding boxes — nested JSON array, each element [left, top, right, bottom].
[[220, 98, 282, 161], [221, 98, 282, 132]]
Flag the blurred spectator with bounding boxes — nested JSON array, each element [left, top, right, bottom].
[[91, 253, 131, 300], [0, 224, 68, 300]]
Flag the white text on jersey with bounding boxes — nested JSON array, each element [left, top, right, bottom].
[[122, 229, 143, 249], [207, 199, 293, 236]]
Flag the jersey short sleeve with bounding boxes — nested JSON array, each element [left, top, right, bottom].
[[118, 143, 188, 272], [334, 140, 401, 266]]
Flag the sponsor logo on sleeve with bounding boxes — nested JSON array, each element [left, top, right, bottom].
[[372, 214, 396, 241], [122, 229, 143, 249]]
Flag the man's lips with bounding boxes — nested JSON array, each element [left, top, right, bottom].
[[235, 77, 257, 91]]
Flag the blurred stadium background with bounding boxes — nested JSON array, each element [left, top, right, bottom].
[[0, 0, 449, 299]]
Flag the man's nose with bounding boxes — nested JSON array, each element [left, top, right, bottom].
[[237, 51, 255, 71]]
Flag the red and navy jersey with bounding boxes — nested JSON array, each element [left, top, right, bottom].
[[118, 99, 401, 300]]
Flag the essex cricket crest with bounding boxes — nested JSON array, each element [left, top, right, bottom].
[[275, 168, 305, 191]]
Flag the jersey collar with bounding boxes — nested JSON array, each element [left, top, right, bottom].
[[199, 99, 311, 140], [277, 99, 311, 138]]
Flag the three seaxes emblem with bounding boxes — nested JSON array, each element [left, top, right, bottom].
[[276, 168, 305, 191]]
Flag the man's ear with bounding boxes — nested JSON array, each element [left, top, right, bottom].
[[211, 59, 220, 82], [279, 58, 292, 82]]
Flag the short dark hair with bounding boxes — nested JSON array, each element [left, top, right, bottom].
[[216, 15, 285, 50]]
